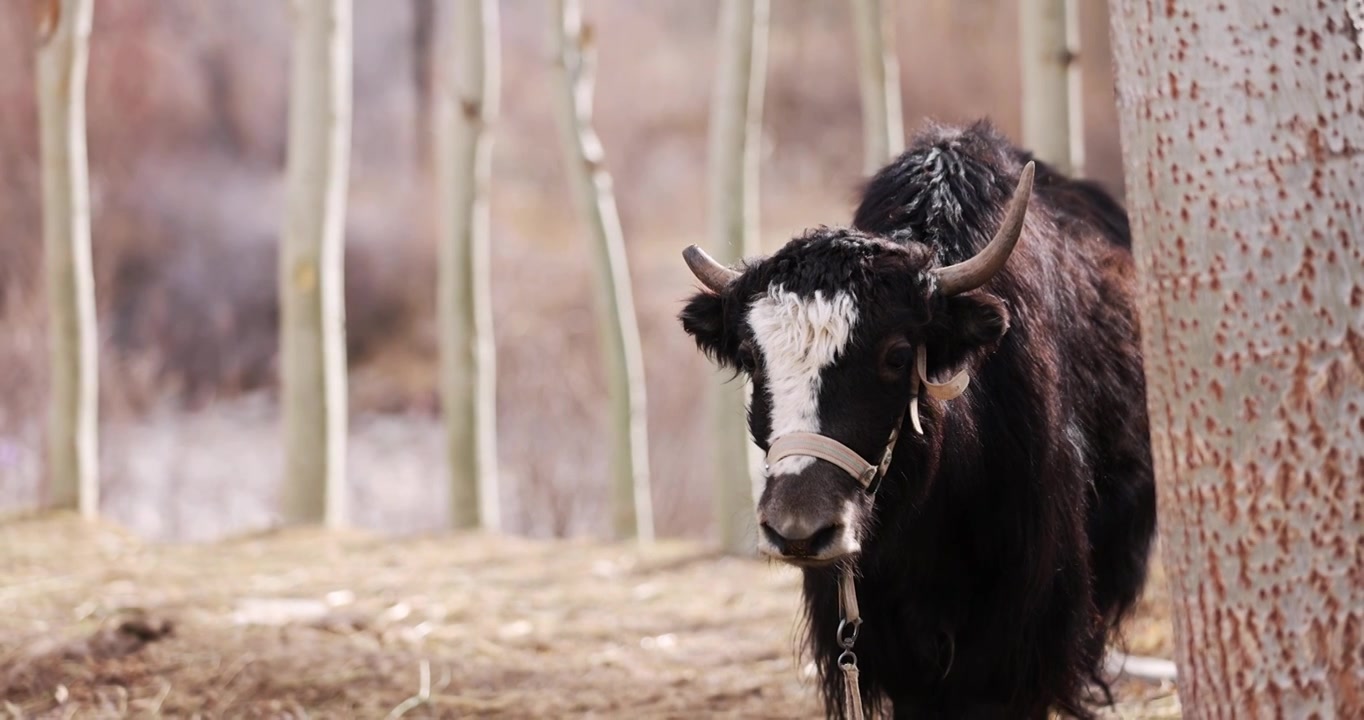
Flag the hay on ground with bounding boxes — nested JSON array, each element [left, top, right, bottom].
[[0, 513, 1178, 718]]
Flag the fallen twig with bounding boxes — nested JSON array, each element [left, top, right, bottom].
[[1106, 651, 1178, 684], [382, 659, 431, 720]]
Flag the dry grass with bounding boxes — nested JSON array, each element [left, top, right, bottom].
[[0, 514, 1177, 719]]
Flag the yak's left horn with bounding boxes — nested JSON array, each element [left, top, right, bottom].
[[933, 161, 1035, 296], [683, 244, 741, 293]]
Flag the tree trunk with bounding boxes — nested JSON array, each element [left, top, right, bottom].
[[36, 0, 98, 519], [1020, 0, 1082, 176], [706, 0, 769, 555], [439, 0, 500, 531], [547, 0, 654, 543], [411, 0, 436, 167], [280, 0, 352, 527], [1109, 2, 1364, 716], [850, 0, 904, 174]]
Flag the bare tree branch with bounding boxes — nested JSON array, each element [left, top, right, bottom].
[[439, 0, 501, 530], [706, 0, 770, 554], [279, 0, 352, 527], [547, 0, 654, 543], [36, 0, 99, 518]]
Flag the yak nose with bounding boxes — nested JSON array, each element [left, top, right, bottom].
[[759, 515, 842, 558]]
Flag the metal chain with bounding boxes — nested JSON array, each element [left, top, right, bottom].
[[838, 569, 865, 719]]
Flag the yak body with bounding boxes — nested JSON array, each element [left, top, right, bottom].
[[680, 122, 1156, 718], [816, 123, 1155, 717]]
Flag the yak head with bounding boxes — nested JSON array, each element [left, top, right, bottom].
[[679, 163, 1033, 567]]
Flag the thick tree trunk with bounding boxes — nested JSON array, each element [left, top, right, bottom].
[[1109, 1, 1364, 716], [439, 0, 500, 531], [280, 0, 352, 527], [547, 0, 654, 543], [36, 0, 98, 519], [850, 0, 904, 174], [1020, 0, 1082, 176], [706, 0, 769, 555]]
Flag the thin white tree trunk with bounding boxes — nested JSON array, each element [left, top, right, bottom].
[[547, 0, 654, 543], [36, 0, 98, 519], [280, 0, 351, 527], [439, 0, 500, 531], [411, 0, 436, 167], [1110, 1, 1364, 716], [850, 0, 904, 174], [1020, 0, 1082, 176], [707, 0, 769, 555]]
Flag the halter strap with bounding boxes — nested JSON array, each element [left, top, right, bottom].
[[918, 345, 970, 400], [766, 433, 879, 489], [910, 345, 969, 435], [764, 345, 971, 490]]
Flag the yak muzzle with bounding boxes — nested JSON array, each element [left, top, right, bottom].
[[755, 470, 863, 565]]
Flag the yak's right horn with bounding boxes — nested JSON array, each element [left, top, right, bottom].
[[683, 245, 741, 293]]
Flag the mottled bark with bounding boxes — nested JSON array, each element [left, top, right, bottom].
[[850, 0, 904, 174], [548, 0, 654, 542], [280, 0, 352, 527], [439, 0, 500, 530], [707, 0, 769, 555], [36, 0, 98, 518], [1020, 0, 1082, 175], [1109, 1, 1364, 716]]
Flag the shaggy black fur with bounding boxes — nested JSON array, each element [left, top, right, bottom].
[[679, 121, 1155, 719]]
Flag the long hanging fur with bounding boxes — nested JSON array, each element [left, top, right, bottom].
[[825, 122, 1153, 718]]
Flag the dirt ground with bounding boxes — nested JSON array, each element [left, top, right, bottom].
[[1, 514, 1179, 719]]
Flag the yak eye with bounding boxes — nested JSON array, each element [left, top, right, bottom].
[[737, 342, 758, 372], [882, 343, 913, 375]]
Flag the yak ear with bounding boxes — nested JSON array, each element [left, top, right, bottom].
[[926, 292, 1010, 372], [679, 290, 741, 369]]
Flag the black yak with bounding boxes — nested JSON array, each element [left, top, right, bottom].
[[679, 121, 1156, 718]]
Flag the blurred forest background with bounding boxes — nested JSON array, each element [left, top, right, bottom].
[[0, 1, 1125, 541]]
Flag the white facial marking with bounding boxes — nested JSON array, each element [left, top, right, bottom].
[[747, 285, 859, 476]]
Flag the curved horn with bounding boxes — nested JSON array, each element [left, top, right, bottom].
[[683, 244, 741, 293], [933, 161, 1035, 296]]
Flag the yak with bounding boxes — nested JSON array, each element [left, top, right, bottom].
[[678, 121, 1156, 718]]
